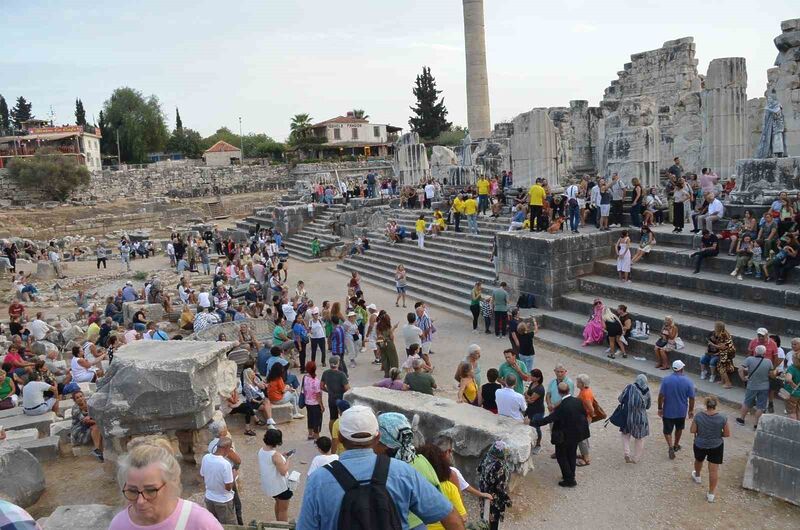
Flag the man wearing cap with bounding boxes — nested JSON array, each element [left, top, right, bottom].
[[658, 360, 696, 460], [321, 356, 350, 434], [736, 344, 774, 428], [298, 406, 463, 530], [121, 281, 138, 302], [748, 328, 779, 367]]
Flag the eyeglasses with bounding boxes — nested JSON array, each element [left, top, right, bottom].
[[122, 483, 166, 501]]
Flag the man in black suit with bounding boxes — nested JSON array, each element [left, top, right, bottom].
[[531, 382, 590, 487]]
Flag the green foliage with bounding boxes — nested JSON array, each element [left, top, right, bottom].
[[166, 127, 203, 158], [101, 87, 169, 164], [10, 96, 33, 128], [0, 95, 9, 130], [432, 126, 467, 146], [175, 107, 183, 131], [8, 149, 91, 201], [74, 99, 87, 126], [352, 109, 369, 119], [288, 113, 314, 145], [408, 66, 451, 141], [132, 271, 148, 281], [201, 128, 284, 160]]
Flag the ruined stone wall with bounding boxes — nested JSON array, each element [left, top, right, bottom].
[[766, 18, 800, 157], [510, 109, 560, 187], [701, 58, 748, 179]]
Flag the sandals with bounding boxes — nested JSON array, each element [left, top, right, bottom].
[[254, 419, 266, 426], [244, 429, 256, 436], [607, 353, 616, 359], [576, 460, 590, 467]]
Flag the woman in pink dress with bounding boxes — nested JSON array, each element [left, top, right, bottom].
[[582, 299, 606, 346]]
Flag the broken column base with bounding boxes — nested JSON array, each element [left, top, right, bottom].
[[743, 414, 800, 506]]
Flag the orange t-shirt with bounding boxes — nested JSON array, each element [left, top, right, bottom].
[[579, 388, 595, 421], [267, 378, 286, 403]]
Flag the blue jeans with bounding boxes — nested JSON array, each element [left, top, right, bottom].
[[467, 214, 478, 234], [568, 204, 580, 232], [700, 354, 719, 369], [519, 354, 534, 372], [530, 412, 544, 442], [630, 204, 642, 227], [478, 195, 489, 215]]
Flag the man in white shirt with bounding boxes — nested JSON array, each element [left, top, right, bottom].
[[590, 178, 603, 228], [200, 437, 236, 524], [27, 312, 52, 341], [22, 373, 59, 416], [693, 192, 724, 233], [401, 313, 424, 355], [282, 297, 298, 324], [496, 374, 527, 421], [48, 248, 65, 279], [307, 436, 339, 476], [565, 180, 580, 233], [424, 181, 436, 209]]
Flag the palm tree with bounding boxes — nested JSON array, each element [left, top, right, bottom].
[[290, 114, 313, 136], [352, 109, 369, 119]]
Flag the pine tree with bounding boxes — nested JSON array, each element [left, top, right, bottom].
[[75, 98, 87, 126], [175, 107, 183, 131], [0, 95, 9, 131], [10, 96, 33, 129], [408, 66, 451, 140]]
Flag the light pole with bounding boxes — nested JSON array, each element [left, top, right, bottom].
[[239, 116, 244, 164]]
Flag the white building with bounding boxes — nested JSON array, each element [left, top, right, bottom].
[[203, 141, 241, 166], [301, 112, 402, 159]]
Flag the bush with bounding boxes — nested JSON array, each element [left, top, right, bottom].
[[132, 271, 148, 281], [8, 149, 91, 201]]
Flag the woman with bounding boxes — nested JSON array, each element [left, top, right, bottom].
[[604, 306, 627, 359], [70, 390, 103, 461], [741, 209, 758, 239], [783, 358, 800, 421], [292, 314, 309, 371], [109, 438, 222, 529], [0, 369, 17, 410], [616, 230, 632, 282], [266, 364, 304, 420], [618, 374, 651, 464], [240, 368, 273, 435], [730, 234, 755, 280], [654, 316, 680, 370], [470, 281, 482, 333], [643, 187, 663, 226], [375, 313, 400, 378], [71, 344, 104, 382], [777, 191, 796, 237], [302, 361, 324, 440], [599, 183, 611, 231], [456, 361, 480, 406], [478, 441, 512, 530], [690, 397, 730, 503], [258, 429, 293, 522], [416, 444, 468, 530], [374, 367, 408, 390], [516, 321, 537, 372], [632, 226, 656, 264], [703, 322, 736, 389], [582, 299, 605, 346], [630, 177, 643, 227], [576, 374, 595, 466], [395, 265, 408, 308], [347, 271, 361, 295], [672, 179, 690, 233], [179, 305, 194, 331], [524, 369, 546, 454]]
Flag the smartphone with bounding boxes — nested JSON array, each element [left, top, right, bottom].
[[285, 449, 296, 457]]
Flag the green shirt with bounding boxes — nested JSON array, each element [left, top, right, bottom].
[[493, 288, 508, 312], [498, 360, 528, 393], [404, 372, 435, 395], [0, 377, 12, 401], [273, 325, 286, 345], [407, 454, 440, 528], [785, 364, 800, 398]]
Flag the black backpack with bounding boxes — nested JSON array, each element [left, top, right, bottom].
[[325, 454, 402, 530]]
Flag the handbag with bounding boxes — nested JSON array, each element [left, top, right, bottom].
[[655, 338, 668, 348], [674, 337, 685, 350], [298, 376, 306, 409], [591, 398, 607, 423], [605, 387, 629, 428]]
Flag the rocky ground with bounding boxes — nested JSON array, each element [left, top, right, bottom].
[[10, 257, 799, 527]]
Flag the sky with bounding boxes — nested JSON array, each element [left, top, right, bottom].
[[2, 0, 797, 142]]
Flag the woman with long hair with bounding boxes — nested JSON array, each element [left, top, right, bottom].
[[456, 361, 480, 406], [375, 313, 399, 378], [582, 299, 605, 346], [604, 306, 626, 359], [703, 322, 736, 389], [470, 281, 482, 333], [301, 361, 324, 440], [654, 316, 680, 370], [395, 264, 407, 308]]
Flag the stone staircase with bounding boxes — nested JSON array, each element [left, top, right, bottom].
[[281, 204, 347, 261]]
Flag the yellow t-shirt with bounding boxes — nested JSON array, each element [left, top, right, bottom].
[[452, 198, 465, 214], [528, 184, 546, 206], [477, 179, 490, 195], [415, 219, 426, 232], [463, 199, 478, 215], [427, 481, 466, 530], [332, 419, 344, 455]]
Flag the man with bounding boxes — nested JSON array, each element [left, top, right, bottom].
[[690, 229, 719, 274], [26, 312, 52, 342], [193, 306, 221, 333], [199, 436, 236, 524], [424, 180, 435, 209], [496, 374, 527, 420], [142, 321, 169, 341], [692, 192, 724, 233], [463, 194, 479, 234], [321, 356, 351, 434], [545, 363, 575, 411], [476, 175, 490, 216], [658, 360, 696, 460], [565, 179, 580, 233], [492, 283, 509, 338], [404, 358, 437, 395], [297, 406, 463, 530], [668, 157, 683, 179], [452, 194, 465, 232], [748, 328, 779, 367], [498, 349, 529, 394], [401, 313, 423, 356], [367, 171, 377, 198], [414, 302, 434, 357], [527, 179, 546, 232], [736, 345, 773, 428], [121, 281, 138, 302], [590, 178, 604, 228], [610, 173, 627, 227], [119, 240, 131, 272], [699, 168, 720, 196], [531, 382, 590, 487], [22, 372, 60, 417]]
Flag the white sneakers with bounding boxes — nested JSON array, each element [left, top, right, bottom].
[[700, 370, 708, 380], [292, 413, 305, 419], [707, 493, 716, 503], [691, 471, 702, 484], [709, 374, 716, 383]]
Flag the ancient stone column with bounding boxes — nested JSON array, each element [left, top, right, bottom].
[[462, 0, 491, 139], [510, 109, 559, 188], [701, 58, 748, 179]]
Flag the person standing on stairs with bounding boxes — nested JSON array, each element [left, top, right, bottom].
[[630, 178, 643, 228], [464, 194, 479, 234], [424, 180, 436, 209], [565, 179, 581, 233], [416, 215, 426, 249], [610, 173, 627, 227], [477, 175, 490, 216], [672, 179, 690, 233], [527, 178, 547, 232], [452, 193, 465, 232], [616, 230, 632, 282], [492, 282, 509, 339]]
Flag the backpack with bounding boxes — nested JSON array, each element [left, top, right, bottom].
[[325, 454, 402, 530]]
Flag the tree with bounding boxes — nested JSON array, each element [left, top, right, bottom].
[[10, 97, 33, 129], [289, 114, 313, 144], [352, 109, 369, 119], [408, 66, 451, 140], [8, 148, 91, 201], [74, 99, 87, 126], [101, 87, 168, 163], [166, 127, 203, 158], [201, 128, 284, 160], [0, 95, 9, 131], [175, 107, 183, 131]]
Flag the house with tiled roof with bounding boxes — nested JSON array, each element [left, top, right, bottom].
[[203, 140, 241, 166], [299, 111, 402, 159]]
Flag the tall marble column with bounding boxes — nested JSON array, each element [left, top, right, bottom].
[[462, 0, 491, 139], [510, 109, 559, 188], [701, 58, 747, 178]]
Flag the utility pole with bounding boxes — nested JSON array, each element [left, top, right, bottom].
[[116, 129, 121, 166], [239, 116, 244, 164]]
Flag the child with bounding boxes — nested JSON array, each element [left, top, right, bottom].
[[724, 215, 743, 256], [730, 234, 754, 281], [480, 368, 501, 414], [747, 240, 763, 278], [415, 214, 426, 249], [310, 237, 320, 258], [480, 296, 492, 334], [307, 436, 338, 476], [402, 344, 432, 373]]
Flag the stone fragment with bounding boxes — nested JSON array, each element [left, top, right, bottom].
[[122, 302, 165, 325], [0, 412, 56, 436], [61, 325, 85, 343], [0, 444, 45, 507], [31, 340, 58, 356], [40, 504, 117, 530], [743, 414, 800, 506], [20, 436, 60, 462], [2, 428, 39, 443]]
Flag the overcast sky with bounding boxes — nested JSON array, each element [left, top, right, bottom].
[[2, 0, 796, 141]]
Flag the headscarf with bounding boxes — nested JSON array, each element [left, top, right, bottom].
[[378, 412, 416, 463], [478, 441, 513, 520], [634, 374, 649, 392]]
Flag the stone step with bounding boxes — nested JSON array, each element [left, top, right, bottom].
[[3, 428, 40, 443], [0, 412, 56, 436], [578, 275, 800, 338], [364, 228, 494, 254], [350, 240, 495, 280], [0, 406, 23, 420], [593, 258, 800, 311], [387, 221, 496, 246], [533, 327, 746, 408], [539, 307, 746, 387], [364, 239, 493, 269], [20, 436, 60, 462]]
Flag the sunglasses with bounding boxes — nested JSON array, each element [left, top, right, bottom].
[[122, 483, 166, 502]]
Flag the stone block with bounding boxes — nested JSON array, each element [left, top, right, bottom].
[[40, 504, 117, 530], [78, 382, 96, 396], [272, 403, 293, 425], [345, 386, 533, 485], [743, 415, 800, 506], [0, 406, 23, 420], [0, 444, 45, 508], [31, 340, 59, 356], [50, 419, 73, 448], [1, 412, 56, 436], [20, 436, 60, 462], [61, 325, 85, 343], [2, 428, 39, 443], [122, 302, 165, 325]]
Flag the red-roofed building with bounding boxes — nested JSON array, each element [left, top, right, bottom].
[[300, 111, 402, 159], [203, 140, 241, 166]]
